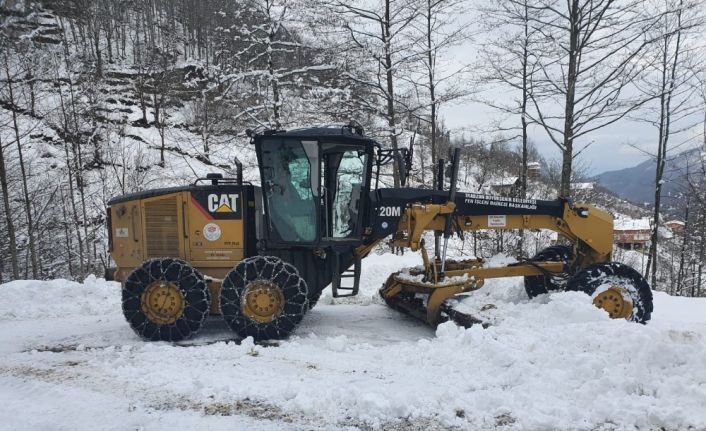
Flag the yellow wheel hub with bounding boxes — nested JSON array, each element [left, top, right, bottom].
[[593, 286, 633, 319], [141, 280, 185, 325], [242, 280, 284, 323]]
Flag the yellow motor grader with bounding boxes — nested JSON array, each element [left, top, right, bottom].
[[107, 125, 653, 341]]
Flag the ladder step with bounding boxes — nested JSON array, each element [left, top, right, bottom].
[[331, 256, 361, 298]]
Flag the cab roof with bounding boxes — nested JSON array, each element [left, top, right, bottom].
[[258, 126, 377, 144]]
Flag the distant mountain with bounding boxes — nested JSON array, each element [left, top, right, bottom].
[[595, 147, 705, 207]]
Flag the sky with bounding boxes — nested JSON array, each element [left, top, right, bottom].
[[435, 4, 705, 177], [441, 97, 704, 176]]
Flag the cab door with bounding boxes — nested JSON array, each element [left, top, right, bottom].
[[321, 143, 369, 243], [258, 138, 320, 245]]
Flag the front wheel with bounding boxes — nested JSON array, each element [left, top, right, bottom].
[[219, 256, 309, 340], [524, 245, 573, 298], [565, 262, 653, 323]]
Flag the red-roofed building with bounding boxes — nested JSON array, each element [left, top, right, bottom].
[[614, 218, 651, 249]]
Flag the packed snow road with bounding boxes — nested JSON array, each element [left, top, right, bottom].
[[1, 253, 705, 431]]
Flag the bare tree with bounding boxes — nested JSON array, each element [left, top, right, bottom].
[[0, 131, 19, 279], [524, 0, 664, 197], [3, 52, 39, 278], [681, 69, 706, 296], [641, 0, 703, 288], [477, 0, 549, 199], [332, 0, 419, 186], [407, 0, 470, 188]]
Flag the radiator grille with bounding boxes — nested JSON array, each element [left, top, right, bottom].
[[144, 197, 179, 258]]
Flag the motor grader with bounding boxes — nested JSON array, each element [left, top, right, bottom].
[[107, 125, 653, 342]]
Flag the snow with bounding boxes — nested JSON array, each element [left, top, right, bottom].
[[570, 182, 595, 190], [614, 217, 651, 231], [488, 176, 519, 187], [1, 254, 706, 430]]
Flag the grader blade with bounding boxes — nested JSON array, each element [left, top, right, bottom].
[[379, 277, 488, 329], [379, 259, 490, 328], [440, 304, 489, 329]]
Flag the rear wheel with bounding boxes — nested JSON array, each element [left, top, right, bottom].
[[307, 288, 323, 310], [565, 262, 653, 323], [122, 258, 211, 341], [524, 245, 572, 298], [219, 256, 309, 340]]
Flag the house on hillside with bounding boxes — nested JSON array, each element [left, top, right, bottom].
[[489, 177, 520, 197], [527, 162, 541, 179], [665, 220, 685, 235], [571, 182, 595, 191], [614, 218, 651, 249]]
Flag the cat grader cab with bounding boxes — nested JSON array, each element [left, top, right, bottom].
[[107, 125, 653, 342]]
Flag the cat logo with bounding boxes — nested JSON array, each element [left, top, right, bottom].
[[208, 194, 239, 213], [191, 190, 242, 220]]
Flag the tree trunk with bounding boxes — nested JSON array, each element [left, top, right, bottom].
[[154, 93, 165, 166], [65, 68, 93, 277], [266, 1, 281, 128], [0, 134, 20, 279], [93, 24, 102, 78], [202, 93, 210, 159], [697, 207, 705, 297], [60, 186, 75, 278], [426, 0, 437, 188], [384, 0, 400, 187], [56, 43, 86, 278], [646, 12, 683, 287], [5, 60, 39, 278], [518, 0, 530, 257], [560, 0, 580, 198], [644, 47, 667, 282], [675, 196, 690, 294], [26, 71, 36, 116], [520, 0, 529, 199]]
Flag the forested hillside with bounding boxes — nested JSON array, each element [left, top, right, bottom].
[[0, 0, 398, 280], [1, 0, 705, 299]]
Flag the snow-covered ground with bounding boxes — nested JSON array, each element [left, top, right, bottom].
[[1, 253, 706, 430]]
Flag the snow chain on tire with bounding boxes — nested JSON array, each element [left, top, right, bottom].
[[307, 288, 323, 310], [220, 256, 309, 341], [566, 262, 653, 323], [122, 258, 211, 342]]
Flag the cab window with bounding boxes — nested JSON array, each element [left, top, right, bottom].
[[261, 139, 317, 242]]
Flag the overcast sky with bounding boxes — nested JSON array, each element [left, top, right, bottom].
[[434, 4, 705, 177], [440, 96, 706, 176]]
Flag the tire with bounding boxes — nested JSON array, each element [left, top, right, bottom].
[[524, 245, 573, 298], [220, 256, 309, 341], [122, 258, 211, 342], [565, 262, 653, 323], [307, 288, 323, 310]]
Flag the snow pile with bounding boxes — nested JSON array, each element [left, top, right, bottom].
[[0, 276, 121, 320], [1, 254, 706, 430], [318, 252, 422, 306], [396, 267, 470, 286]]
